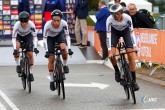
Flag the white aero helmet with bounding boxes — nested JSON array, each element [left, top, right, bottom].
[[109, 4, 123, 15]]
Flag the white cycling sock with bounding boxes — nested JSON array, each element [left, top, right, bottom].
[[15, 58, 20, 65], [30, 65, 33, 74], [63, 60, 67, 66], [49, 73, 54, 82]]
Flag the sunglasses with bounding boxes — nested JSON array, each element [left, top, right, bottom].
[[20, 19, 29, 23]]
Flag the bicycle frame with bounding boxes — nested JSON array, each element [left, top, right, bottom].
[[116, 37, 137, 104], [19, 41, 31, 93], [53, 44, 65, 99]]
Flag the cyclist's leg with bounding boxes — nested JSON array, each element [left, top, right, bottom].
[[49, 55, 56, 91], [60, 43, 69, 73], [123, 28, 139, 90], [14, 34, 21, 73], [57, 32, 69, 73], [24, 34, 34, 81], [110, 28, 120, 82], [47, 37, 56, 91]]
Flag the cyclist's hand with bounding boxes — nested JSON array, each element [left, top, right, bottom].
[[45, 51, 49, 58], [34, 48, 39, 54], [68, 49, 73, 55], [13, 49, 18, 55]]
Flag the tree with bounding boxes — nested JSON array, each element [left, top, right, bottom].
[[88, 0, 100, 11]]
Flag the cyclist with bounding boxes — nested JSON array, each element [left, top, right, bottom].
[[12, 11, 39, 81], [43, 9, 73, 91], [106, 4, 139, 91]]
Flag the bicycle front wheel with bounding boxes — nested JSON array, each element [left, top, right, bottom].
[[25, 59, 31, 93], [124, 86, 130, 100], [60, 74, 65, 99], [130, 83, 136, 104], [20, 59, 26, 90], [123, 59, 136, 104]]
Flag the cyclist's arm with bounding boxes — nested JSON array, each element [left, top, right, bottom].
[[63, 21, 71, 49], [65, 34, 71, 49], [12, 23, 18, 50], [43, 37, 48, 51], [30, 21, 38, 48], [130, 31, 137, 47], [43, 22, 49, 51], [106, 16, 112, 51], [127, 16, 137, 47]]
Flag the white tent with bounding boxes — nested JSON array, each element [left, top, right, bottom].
[[108, 0, 152, 12]]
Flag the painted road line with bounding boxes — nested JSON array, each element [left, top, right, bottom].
[[47, 76, 109, 89], [0, 102, 7, 110], [0, 90, 19, 110], [65, 82, 109, 89]]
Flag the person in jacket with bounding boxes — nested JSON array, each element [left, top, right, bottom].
[[74, 0, 88, 48], [125, 3, 153, 28], [18, 0, 30, 14], [94, 1, 110, 60], [43, 0, 65, 22]]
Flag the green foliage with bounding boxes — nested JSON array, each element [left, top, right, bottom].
[[88, 0, 100, 11], [87, 16, 95, 26]]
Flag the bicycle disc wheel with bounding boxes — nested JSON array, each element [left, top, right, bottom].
[[122, 59, 132, 101], [21, 74, 26, 90], [124, 86, 129, 100], [25, 60, 31, 93], [20, 60, 26, 90], [57, 75, 60, 96], [60, 74, 65, 99], [130, 84, 136, 104]]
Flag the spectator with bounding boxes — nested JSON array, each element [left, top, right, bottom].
[[94, 1, 110, 60], [43, 0, 65, 22], [74, 0, 88, 48], [120, 2, 127, 11], [126, 3, 153, 28], [18, 0, 30, 14], [114, 0, 121, 4]]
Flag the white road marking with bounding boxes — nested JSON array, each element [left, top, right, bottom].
[[0, 102, 7, 110], [47, 76, 109, 89], [0, 90, 19, 110], [65, 82, 109, 89]]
